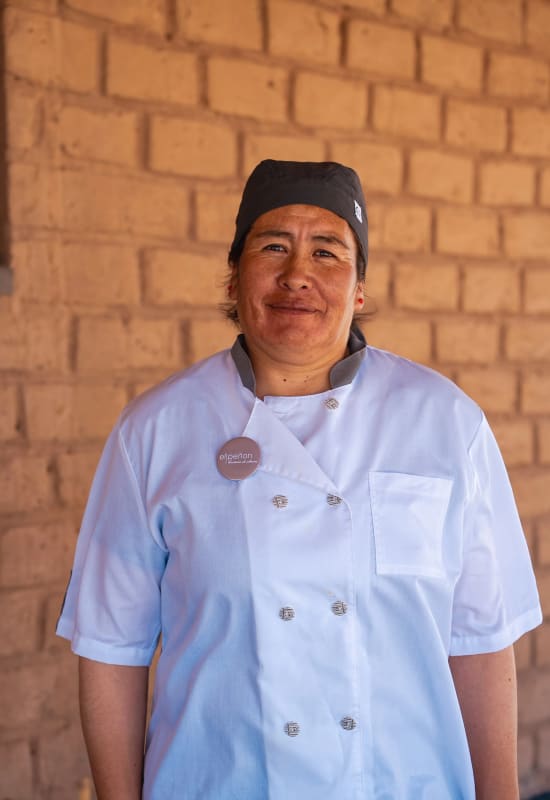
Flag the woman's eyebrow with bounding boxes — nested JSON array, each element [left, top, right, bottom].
[[251, 230, 350, 250]]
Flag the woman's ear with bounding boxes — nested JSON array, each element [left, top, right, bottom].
[[227, 264, 238, 300]]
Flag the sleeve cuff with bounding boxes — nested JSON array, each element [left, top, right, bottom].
[[56, 619, 158, 667], [449, 605, 543, 656]]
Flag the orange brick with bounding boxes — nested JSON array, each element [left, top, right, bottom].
[[382, 204, 432, 253], [513, 108, 550, 158], [5, 8, 55, 85], [129, 318, 180, 369], [540, 571, 550, 616], [294, 72, 366, 130], [77, 315, 127, 372], [73, 384, 127, 439], [522, 372, 550, 414], [456, 368, 517, 414], [0, 741, 33, 799], [526, 0, 550, 53], [436, 321, 499, 363], [479, 161, 535, 207], [373, 86, 440, 142], [539, 420, 550, 465], [540, 519, 550, 564], [346, 0, 385, 11], [59, 106, 139, 167], [391, 0, 453, 30], [196, 190, 241, 245], [505, 321, 550, 363], [58, 448, 101, 507], [244, 135, 325, 176], [504, 213, 550, 259], [189, 318, 237, 363], [6, 84, 44, 152], [38, 722, 93, 800], [0, 589, 43, 657], [458, 0, 522, 43], [150, 117, 237, 178], [108, 36, 198, 106], [0, 456, 55, 515], [62, 170, 189, 239], [525, 269, 550, 314], [437, 207, 499, 257], [394, 262, 459, 310], [488, 52, 549, 102], [542, 168, 550, 207], [330, 140, 403, 195], [365, 258, 391, 309], [25, 384, 72, 441], [446, 100, 507, 153], [512, 470, 550, 520], [60, 20, 100, 93], [409, 149, 473, 203], [491, 419, 534, 467], [421, 36, 483, 92], [0, 311, 25, 369], [63, 243, 140, 306], [269, 0, 340, 64], [0, 386, 19, 441], [347, 20, 415, 79], [9, 163, 60, 228], [66, 0, 166, 33], [540, 723, 550, 771], [11, 239, 62, 303], [463, 266, 520, 313], [363, 318, 432, 364], [145, 250, 225, 306], [178, 0, 261, 49], [0, 660, 68, 727], [366, 201, 384, 250], [208, 58, 287, 123], [518, 733, 535, 778], [515, 633, 532, 671], [25, 309, 70, 373]]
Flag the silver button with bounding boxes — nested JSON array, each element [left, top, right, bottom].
[[327, 494, 342, 506], [279, 606, 295, 621], [285, 721, 300, 737], [272, 495, 288, 509], [340, 716, 357, 731], [324, 398, 339, 410], [331, 600, 348, 616]]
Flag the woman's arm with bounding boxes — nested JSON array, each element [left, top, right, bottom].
[[79, 657, 149, 800], [449, 645, 519, 800]]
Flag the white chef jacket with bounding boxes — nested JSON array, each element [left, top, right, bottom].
[[57, 336, 542, 800]]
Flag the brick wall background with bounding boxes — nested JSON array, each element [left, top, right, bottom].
[[1, 0, 550, 797]]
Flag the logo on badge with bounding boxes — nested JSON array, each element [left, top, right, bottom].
[[217, 436, 261, 480]]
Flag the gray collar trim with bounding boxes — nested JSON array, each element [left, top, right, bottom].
[[230, 329, 367, 395]]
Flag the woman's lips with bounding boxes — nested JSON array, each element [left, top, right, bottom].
[[267, 302, 317, 314]]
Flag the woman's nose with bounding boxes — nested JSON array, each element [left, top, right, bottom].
[[278, 252, 312, 290]]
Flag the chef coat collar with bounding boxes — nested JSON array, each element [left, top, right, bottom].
[[230, 328, 367, 395]]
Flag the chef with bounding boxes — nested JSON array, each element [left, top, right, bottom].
[[57, 160, 542, 800]]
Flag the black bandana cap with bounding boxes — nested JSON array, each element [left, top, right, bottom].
[[231, 159, 368, 273]]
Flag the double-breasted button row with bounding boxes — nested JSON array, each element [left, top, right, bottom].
[[284, 717, 357, 736], [278, 601, 348, 620], [272, 494, 343, 508]]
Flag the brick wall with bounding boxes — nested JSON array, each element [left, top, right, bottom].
[[1, 0, 549, 796]]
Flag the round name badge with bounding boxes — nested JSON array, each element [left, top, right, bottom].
[[216, 436, 261, 480]]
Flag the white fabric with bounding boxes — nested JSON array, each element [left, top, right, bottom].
[[57, 344, 542, 800]]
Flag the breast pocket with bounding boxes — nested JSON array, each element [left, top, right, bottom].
[[369, 472, 453, 578]]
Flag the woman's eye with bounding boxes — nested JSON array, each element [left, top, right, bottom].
[[315, 249, 335, 258], [264, 243, 286, 252]]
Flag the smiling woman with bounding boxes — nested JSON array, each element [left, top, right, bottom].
[[228, 204, 364, 398]]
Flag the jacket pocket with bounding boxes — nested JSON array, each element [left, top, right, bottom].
[[369, 472, 453, 578]]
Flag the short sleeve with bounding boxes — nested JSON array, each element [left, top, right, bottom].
[[450, 414, 542, 656], [56, 421, 168, 666]]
